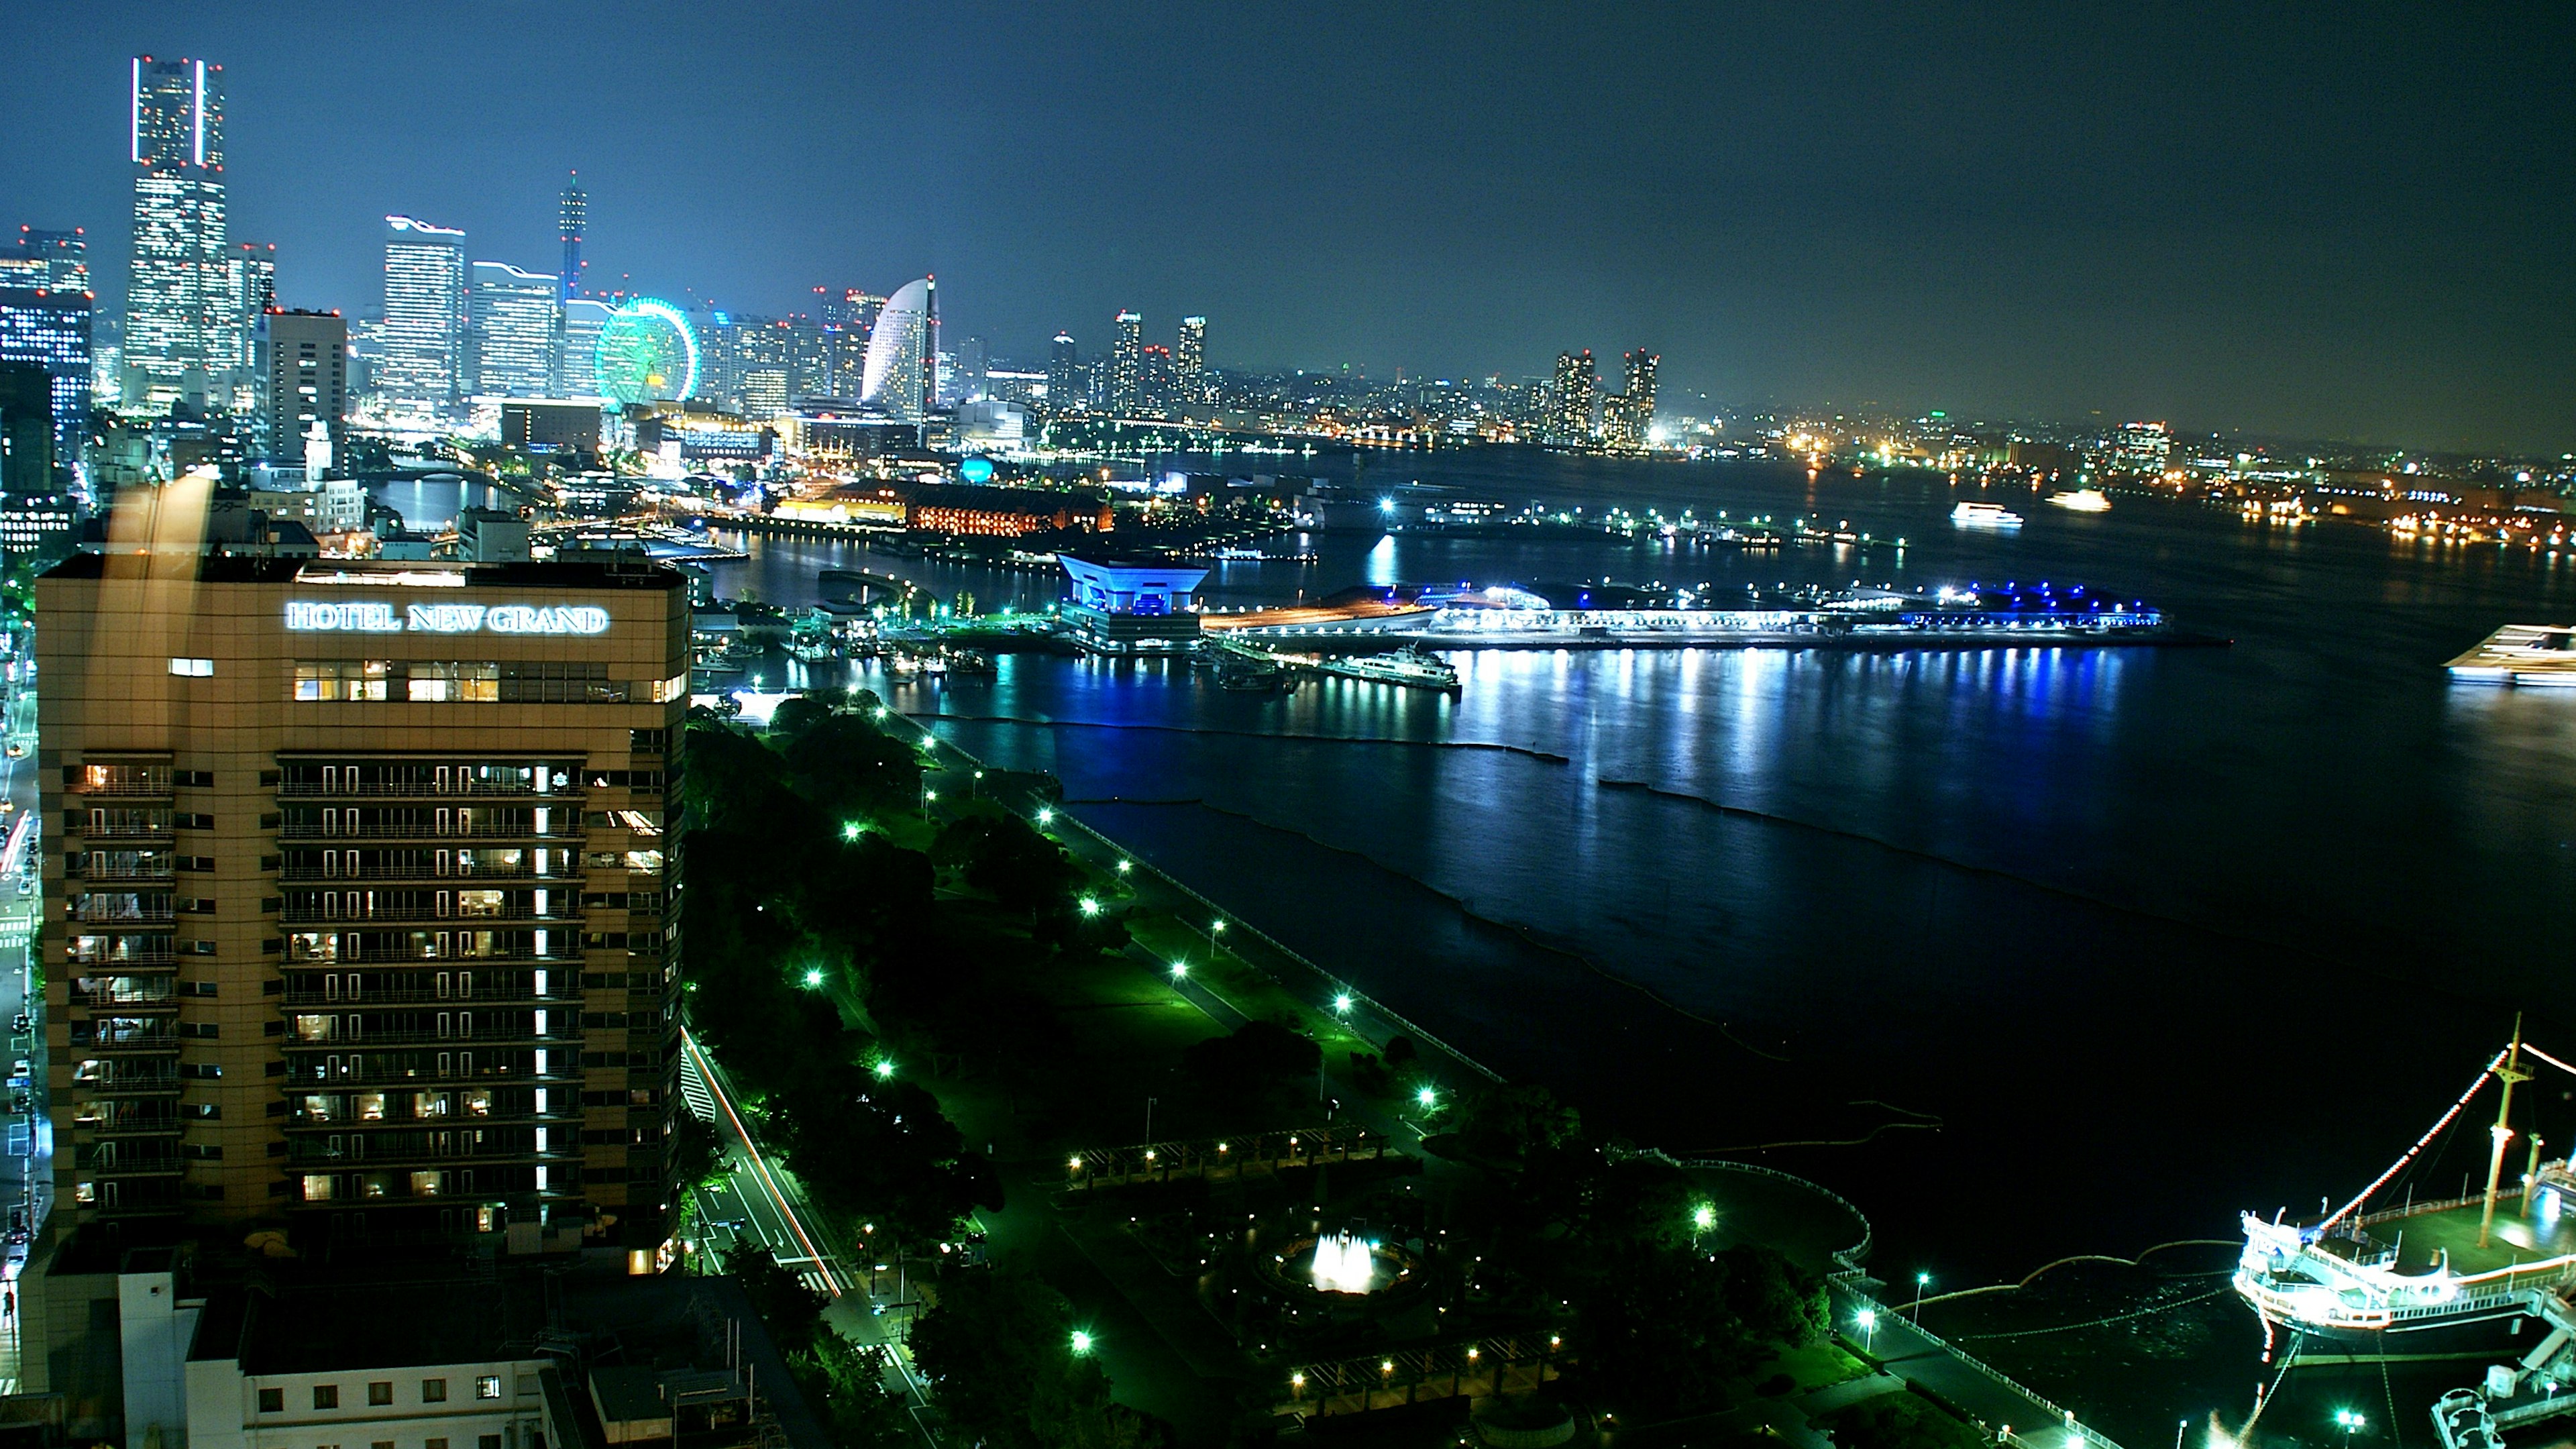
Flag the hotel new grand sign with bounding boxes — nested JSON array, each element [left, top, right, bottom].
[[284, 601, 612, 635]]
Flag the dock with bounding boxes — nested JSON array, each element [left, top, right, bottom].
[[2446, 624, 2576, 685]]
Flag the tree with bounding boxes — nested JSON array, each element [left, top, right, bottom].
[[1181, 1020, 1321, 1106], [731, 1250, 826, 1354], [782, 712, 923, 817], [1454, 1083, 1582, 1162], [1823, 1393, 1988, 1449], [768, 1067, 1002, 1247], [932, 814, 1079, 918], [908, 1268, 1145, 1449]]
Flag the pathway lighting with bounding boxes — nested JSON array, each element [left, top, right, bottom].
[[1415, 1086, 1438, 1109], [1333, 994, 1354, 1015], [1079, 897, 1102, 917], [1856, 1308, 1877, 1350], [1692, 1203, 1717, 1231], [841, 822, 864, 841], [1170, 961, 1189, 980], [873, 1060, 895, 1080], [1116, 860, 1133, 874], [1035, 806, 1055, 825], [802, 969, 824, 988], [1071, 1332, 1093, 1354]]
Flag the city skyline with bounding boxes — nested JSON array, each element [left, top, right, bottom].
[[2, 4, 2571, 453]]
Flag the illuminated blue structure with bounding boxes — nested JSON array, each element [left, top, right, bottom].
[[1059, 554, 1209, 654]]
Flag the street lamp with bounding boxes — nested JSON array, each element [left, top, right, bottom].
[[1690, 1201, 1716, 1246], [2334, 1410, 2364, 1448], [1332, 994, 1354, 1016], [1079, 897, 1102, 917], [802, 969, 824, 989], [873, 1059, 895, 1081], [1856, 1307, 1876, 1351], [1170, 961, 1189, 981], [1116, 859, 1132, 875], [1070, 1331, 1093, 1355], [1913, 1272, 1931, 1324], [1416, 1086, 1438, 1110], [1034, 806, 1055, 826]]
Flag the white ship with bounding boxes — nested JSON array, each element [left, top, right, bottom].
[[1949, 501, 2024, 528], [1312, 645, 1460, 693]]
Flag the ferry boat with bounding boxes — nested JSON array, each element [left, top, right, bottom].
[[2236, 1028, 2576, 1411], [1949, 501, 2024, 529], [1313, 645, 1460, 693], [2044, 488, 2112, 513]]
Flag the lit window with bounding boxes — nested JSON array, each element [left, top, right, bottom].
[[168, 657, 213, 678], [301, 1175, 332, 1201], [474, 1376, 500, 1400]]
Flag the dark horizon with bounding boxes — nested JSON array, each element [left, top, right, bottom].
[[5, 1, 2571, 454]]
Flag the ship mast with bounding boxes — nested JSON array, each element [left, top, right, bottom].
[[2478, 1013, 2532, 1249]]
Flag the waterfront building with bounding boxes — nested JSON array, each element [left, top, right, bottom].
[[3, 227, 91, 295], [1107, 310, 1142, 415], [557, 172, 586, 301], [1046, 331, 1081, 415], [1602, 348, 1658, 449], [36, 541, 690, 1246], [381, 217, 469, 408], [253, 309, 348, 462], [1547, 350, 1596, 443], [2107, 420, 2172, 478], [467, 262, 561, 398], [123, 57, 234, 414], [858, 278, 934, 422], [899, 482, 1108, 536], [559, 299, 611, 396], [0, 286, 93, 464], [1058, 554, 1208, 653], [500, 400, 603, 453], [1176, 316, 1207, 406]]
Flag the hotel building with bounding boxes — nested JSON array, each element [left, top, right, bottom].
[[38, 550, 688, 1250]]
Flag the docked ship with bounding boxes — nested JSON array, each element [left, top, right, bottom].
[[2237, 1029, 2576, 1448], [1950, 500, 2025, 528], [1312, 645, 1461, 693]]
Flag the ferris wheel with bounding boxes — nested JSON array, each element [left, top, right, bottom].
[[592, 299, 699, 406]]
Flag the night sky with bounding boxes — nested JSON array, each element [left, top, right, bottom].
[[6, 2, 2570, 451]]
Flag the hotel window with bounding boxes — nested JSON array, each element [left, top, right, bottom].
[[406, 661, 500, 702], [313, 1385, 338, 1410], [258, 1389, 283, 1413], [292, 661, 390, 702], [421, 1380, 447, 1403], [367, 1383, 392, 1407], [167, 657, 213, 677], [474, 1376, 500, 1401]]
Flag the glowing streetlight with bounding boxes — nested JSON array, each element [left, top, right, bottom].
[[872, 708, 888, 721], [1170, 961, 1189, 981], [1070, 1331, 1093, 1355], [1116, 859, 1132, 874], [872, 1059, 895, 1080], [1856, 1307, 1877, 1350], [802, 969, 824, 989], [1691, 1202, 1717, 1239], [1332, 994, 1354, 1016], [1913, 1271, 1931, 1324], [841, 821, 865, 842], [1034, 806, 1055, 826], [1079, 897, 1102, 917], [2334, 1410, 2363, 1448], [1415, 1086, 1438, 1110]]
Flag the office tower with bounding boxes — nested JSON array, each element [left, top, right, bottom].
[[1107, 311, 1142, 414], [123, 56, 233, 413], [559, 299, 611, 396], [1175, 316, 1206, 406], [1603, 348, 1657, 449], [39, 547, 690, 1246], [254, 309, 348, 461], [953, 335, 987, 405], [0, 365, 54, 493], [467, 262, 561, 398], [859, 278, 934, 422], [223, 241, 277, 397], [2108, 420, 2172, 476], [818, 289, 883, 400], [557, 172, 586, 301], [381, 217, 468, 407], [3, 228, 91, 295], [1547, 350, 1596, 443], [1046, 331, 1080, 415], [1139, 345, 1173, 415], [784, 315, 828, 402], [0, 287, 93, 465]]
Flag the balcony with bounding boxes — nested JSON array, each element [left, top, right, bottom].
[[279, 863, 587, 883], [70, 984, 178, 1010], [280, 1026, 584, 1051], [282, 1059, 583, 1088], [276, 781, 577, 799], [70, 1062, 181, 1093], [77, 1144, 184, 1173], [72, 1103, 181, 1134], [278, 821, 585, 841], [284, 945, 586, 966], [66, 938, 177, 968], [282, 985, 584, 1008], [281, 908, 585, 928], [69, 906, 176, 926], [75, 1024, 181, 1053]]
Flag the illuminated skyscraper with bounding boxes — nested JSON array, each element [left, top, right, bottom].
[[381, 216, 468, 407], [1046, 331, 1080, 415], [225, 241, 275, 382], [123, 56, 233, 413], [817, 288, 883, 399], [559, 298, 612, 396], [2, 228, 90, 295], [557, 173, 586, 301], [0, 288, 91, 466], [1108, 310, 1142, 414], [1603, 348, 1657, 449], [1175, 316, 1207, 407], [468, 261, 562, 398], [953, 335, 988, 405], [859, 278, 934, 422], [1547, 350, 1596, 443], [252, 307, 347, 460]]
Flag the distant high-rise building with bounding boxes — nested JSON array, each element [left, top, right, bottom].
[[1547, 350, 1597, 443], [0, 287, 93, 466], [818, 288, 884, 399], [1046, 331, 1081, 415], [225, 240, 275, 385], [467, 260, 561, 398], [559, 298, 612, 396], [953, 335, 988, 405], [859, 278, 934, 422], [784, 315, 829, 402], [253, 308, 347, 460], [1139, 344, 1174, 414], [1175, 316, 1207, 407], [1, 228, 91, 295], [123, 56, 233, 413], [1108, 310, 1143, 414], [1602, 348, 1657, 449], [2107, 420, 2172, 477], [557, 172, 586, 301], [380, 215, 468, 407], [0, 364, 56, 494]]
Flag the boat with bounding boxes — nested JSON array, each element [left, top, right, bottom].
[[1312, 644, 1460, 693], [2044, 489, 2111, 513], [1949, 501, 2024, 528], [2235, 1026, 2576, 1405], [943, 650, 996, 677], [1216, 660, 1290, 693]]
